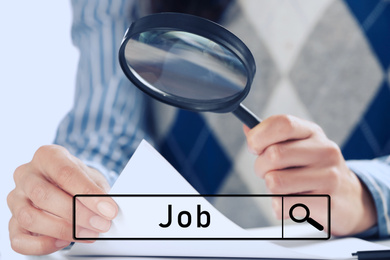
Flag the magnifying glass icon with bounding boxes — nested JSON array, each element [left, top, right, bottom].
[[119, 12, 261, 128], [289, 203, 324, 231]]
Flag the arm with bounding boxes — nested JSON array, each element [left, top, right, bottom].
[[347, 156, 390, 238], [55, 0, 152, 186], [7, 0, 149, 255]]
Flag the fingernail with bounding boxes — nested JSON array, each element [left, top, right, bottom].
[[78, 228, 99, 238], [90, 215, 111, 232], [97, 201, 116, 219], [55, 239, 70, 248]]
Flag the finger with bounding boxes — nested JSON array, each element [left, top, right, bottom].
[[32, 145, 118, 220], [246, 115, 321, 155], [19, 173, 111, 233], [263, 166, 341, 194], [243, 124, 250, 136], [25, 204, 100, 241], [74, 197, 112, 233], [253, 139, 321, 178], [13, 198, 73, 241], [20, 172, 74, 220], [271, 197, 283, 219], [9, 216, 70, 255], [254, 136, 339, 178], [7, 189, 22, 214], [11, 193, 101, 242], [13, 163, 31, 185], [9, 189, 110, 236]]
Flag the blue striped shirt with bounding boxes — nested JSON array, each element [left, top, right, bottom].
[[55, 0, 152, 185]]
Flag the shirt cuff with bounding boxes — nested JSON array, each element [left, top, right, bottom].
[[82, 160, 119, 187], [347, 159, 390, 238]]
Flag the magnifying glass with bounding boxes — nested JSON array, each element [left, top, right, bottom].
[[289, 203, 324, 231], [118, 12, 261, 128]]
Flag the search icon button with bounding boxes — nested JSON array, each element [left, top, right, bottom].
[[289, 203, 324, 231]]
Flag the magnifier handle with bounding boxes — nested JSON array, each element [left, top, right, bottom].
[[307, 218, 324, 231], [232, 103, 261, 129]]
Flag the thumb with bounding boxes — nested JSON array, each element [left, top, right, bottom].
[[243, 124, 251, 136]]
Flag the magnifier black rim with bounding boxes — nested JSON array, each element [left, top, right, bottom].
[[118, 12, 256, 113], [289, 203, 310, 223]]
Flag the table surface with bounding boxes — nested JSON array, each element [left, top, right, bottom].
[[4, 225, 390, 260]]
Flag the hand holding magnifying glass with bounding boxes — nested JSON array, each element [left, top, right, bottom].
[[119, 12, 261, 128], [119, 12, 378, 238]]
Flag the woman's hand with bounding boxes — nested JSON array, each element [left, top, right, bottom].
[[7, 145, 118, 255], [244, 114, 376, 236]]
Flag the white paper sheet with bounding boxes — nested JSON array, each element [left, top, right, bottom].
[[68, 140, 388, 259]]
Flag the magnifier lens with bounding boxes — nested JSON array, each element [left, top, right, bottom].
[[119, 13, 261, 127], [124, 29, 248, 101]]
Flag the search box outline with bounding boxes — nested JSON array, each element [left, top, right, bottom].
[[73, 194, 331, 240]]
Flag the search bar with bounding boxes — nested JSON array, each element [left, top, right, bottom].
[[73, 194, 330, 240]]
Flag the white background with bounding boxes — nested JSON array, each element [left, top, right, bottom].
[[0, 1, 77, 258]]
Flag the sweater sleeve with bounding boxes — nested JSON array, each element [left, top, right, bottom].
[[347, 155, 390, 238]]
